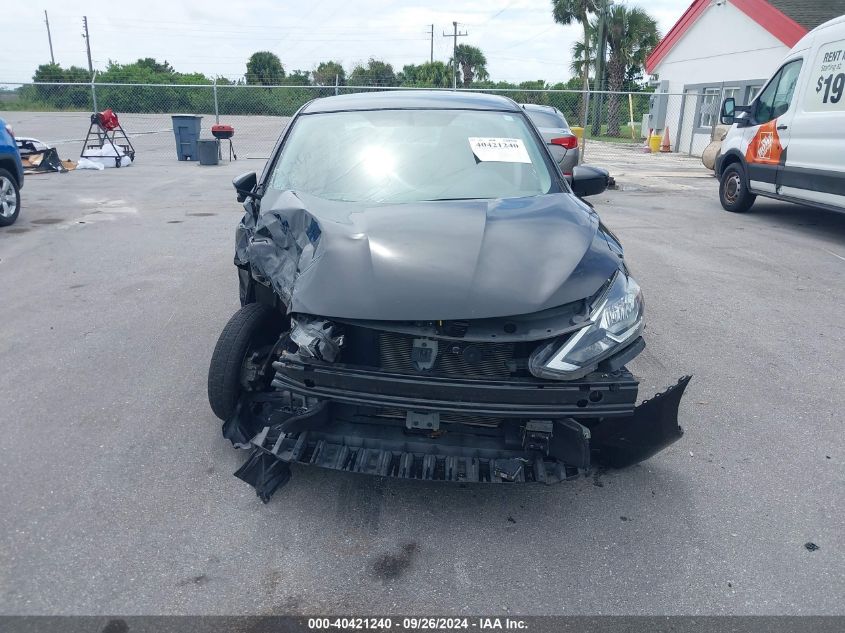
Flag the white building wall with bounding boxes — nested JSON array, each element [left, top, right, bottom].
[[651, 0, 792, 155]]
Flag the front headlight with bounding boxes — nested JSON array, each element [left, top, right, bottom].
[[529, 271, 644, 380]]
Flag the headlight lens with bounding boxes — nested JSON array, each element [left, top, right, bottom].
[[529, 271, 644, 380]]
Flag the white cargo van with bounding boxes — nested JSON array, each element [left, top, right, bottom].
[[715, 15, 845, 213]]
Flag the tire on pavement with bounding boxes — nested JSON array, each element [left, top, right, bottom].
[[719, 163, 756, 213], [207, 302, 285, 422], [0, 169, 21, 227]]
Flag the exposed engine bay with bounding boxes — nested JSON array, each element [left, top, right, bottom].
[[220, 304, 690, 502]]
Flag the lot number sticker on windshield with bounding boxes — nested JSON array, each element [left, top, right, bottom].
[[805, 39, 845, 112], [468, 137, 531, 163]]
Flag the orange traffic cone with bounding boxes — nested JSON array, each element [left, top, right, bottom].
[[660, 126, 672, 153], [643, 128, 653, 153]]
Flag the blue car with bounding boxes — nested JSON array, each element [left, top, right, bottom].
[[0, 117, 24, 227]]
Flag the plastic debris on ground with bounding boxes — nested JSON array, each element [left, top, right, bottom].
[[76, 145, 133, 170], [16, 137, 73, 174]]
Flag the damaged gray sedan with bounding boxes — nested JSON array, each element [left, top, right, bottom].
[[208, 91, 690, 501]]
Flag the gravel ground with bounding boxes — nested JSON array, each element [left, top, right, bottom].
[[0, 147, 842, 616]]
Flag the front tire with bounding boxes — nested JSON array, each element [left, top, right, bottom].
[[208, 303, 285, 421], [719, 163, 756, 213], [0, 169, 21, 227]]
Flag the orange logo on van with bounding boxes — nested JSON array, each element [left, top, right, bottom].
[[745, 120, 783, 165]]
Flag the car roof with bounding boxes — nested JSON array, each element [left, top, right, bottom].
[[301, 90, 522, 114]]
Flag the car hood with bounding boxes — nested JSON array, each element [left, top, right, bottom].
[[236, 191, 619, 321]]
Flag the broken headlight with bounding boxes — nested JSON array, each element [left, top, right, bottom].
[[529, 271, 643, 380]]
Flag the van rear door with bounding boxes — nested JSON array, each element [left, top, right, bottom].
[[777, 37, 845, 211]]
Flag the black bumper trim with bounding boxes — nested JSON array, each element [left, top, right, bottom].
[[248, 426, 580, 487], [227, 376, 692, 501], [591, 374, 691, 468], [272, 359, 639, 418]]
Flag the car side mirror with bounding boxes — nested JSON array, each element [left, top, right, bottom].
[[571, 165, 609, 198], [720, 97, 736, 125], [233, 171, 258, 202]]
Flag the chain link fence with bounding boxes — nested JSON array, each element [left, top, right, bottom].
[[0, 82, 711, 168]]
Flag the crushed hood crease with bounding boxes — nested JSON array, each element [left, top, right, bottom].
[[236, 190, 619, 321]]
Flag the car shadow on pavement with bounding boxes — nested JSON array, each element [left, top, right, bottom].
[[279, 457, 700, 543], [245, 459, 707, 612], [745, 199, 845, 242]]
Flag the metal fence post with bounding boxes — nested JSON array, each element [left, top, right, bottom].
[[90, 71, 98, 113], [581, 89, 591, 161], [688, 93, 696, 156], [213, 78, 219, 125], [335, 74, 339, 96]]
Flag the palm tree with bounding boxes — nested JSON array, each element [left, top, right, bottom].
[[604, 5, 659, 136], [569, 19, 599, 83], [552, 0, 599, 122], [449, 44, 489, 88]]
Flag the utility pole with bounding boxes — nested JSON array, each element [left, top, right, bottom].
[[591, 0, 609, 136], [442, 21, 468, 90], [44, 11, 55, 65], [82, 16, 93, 74], [428, 24, 434, 64]]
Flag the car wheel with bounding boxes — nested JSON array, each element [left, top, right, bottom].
[[0, 169, 21, 227], [207, 303, 286, 421], [719, 163, 756, 213]]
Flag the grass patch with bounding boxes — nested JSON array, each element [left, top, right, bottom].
[[579, 124, 644, 144]]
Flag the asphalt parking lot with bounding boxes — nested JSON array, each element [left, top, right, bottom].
[[0, 147, 843, 616]]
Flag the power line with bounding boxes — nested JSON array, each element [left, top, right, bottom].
[[481, 1, 516, 26], [51, 13, 424, 36], [486, 24, 557, 54], [57, 24, 430, 42], [487, 54, 569, 65], [297, 0, 328, 24]]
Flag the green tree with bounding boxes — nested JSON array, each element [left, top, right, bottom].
[[33, 63, 91, 83], [515, 80, 550, 104], [449, 44, 488, 88], [604, 4, 659, 135], [93, 58, 210, 113], [246, 51, 285, 85], [97, 58, 208, 84], [552, 0, 599, 121], [283, 70, 311, 86], [29, 63, 92, 110], [313, 61, 346, 86], [349, 59, 397, 86], [133, 58, 176, 74], [546, 79, 584, 123], [569, 19, 600, 84], [400, 61, 451, 87]]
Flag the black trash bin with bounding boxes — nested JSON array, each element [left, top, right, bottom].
[[171, 115, 203, 161], [197, 139, 220, 166]]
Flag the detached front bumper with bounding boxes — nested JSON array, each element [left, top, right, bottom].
[[224, 351, 691, 502]]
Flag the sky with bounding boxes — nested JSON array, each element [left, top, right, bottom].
[[2, 0, 689, 85]]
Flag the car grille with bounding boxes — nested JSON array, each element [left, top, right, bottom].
[[378, 331, 515, 379]]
